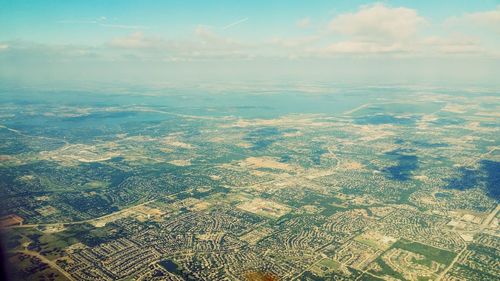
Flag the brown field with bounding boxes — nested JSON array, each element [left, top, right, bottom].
[[0, 214, 24, 227], [240, 156, 293, 171], [237, 198, 291, 218]]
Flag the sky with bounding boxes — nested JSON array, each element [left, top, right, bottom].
[[1, 0, 499, 86]]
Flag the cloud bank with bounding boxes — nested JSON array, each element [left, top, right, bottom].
[[0, 3, 499, 85]]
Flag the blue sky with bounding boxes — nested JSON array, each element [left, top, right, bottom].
[[0, 1, 499, 85], [1, 0, 498, 44]]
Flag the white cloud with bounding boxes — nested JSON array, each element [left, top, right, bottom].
[[271, 36, 319, 48], [296, 17, 311, 28], [109, 32, 161, 49], [316, 3, 497, 57], [312, 3, 427, 56], [446, 6, 500, 33], [329, 3, 426, 42], [0, 43, 9, 50], [104, 27, 251, 61], [422, 36, 484, 55], [317, 41, 408, 55], [194, 25, 242, 48]]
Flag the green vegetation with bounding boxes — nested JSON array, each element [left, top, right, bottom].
[[369, 257, 405, 280], [392, 239, 456, 265]]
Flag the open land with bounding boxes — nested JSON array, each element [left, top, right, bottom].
[[0, 84, 498, 280]]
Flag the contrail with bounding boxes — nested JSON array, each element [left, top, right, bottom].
[[100, 23, 148, 30], [222, 17, 248, 30]]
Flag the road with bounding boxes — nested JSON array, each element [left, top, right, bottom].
[[436, 247, 466, 281], [481, 204, 500, 229], [437, 203, 499, 280], [7, 199, 156, 229], [16, 249, 76, 281]]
